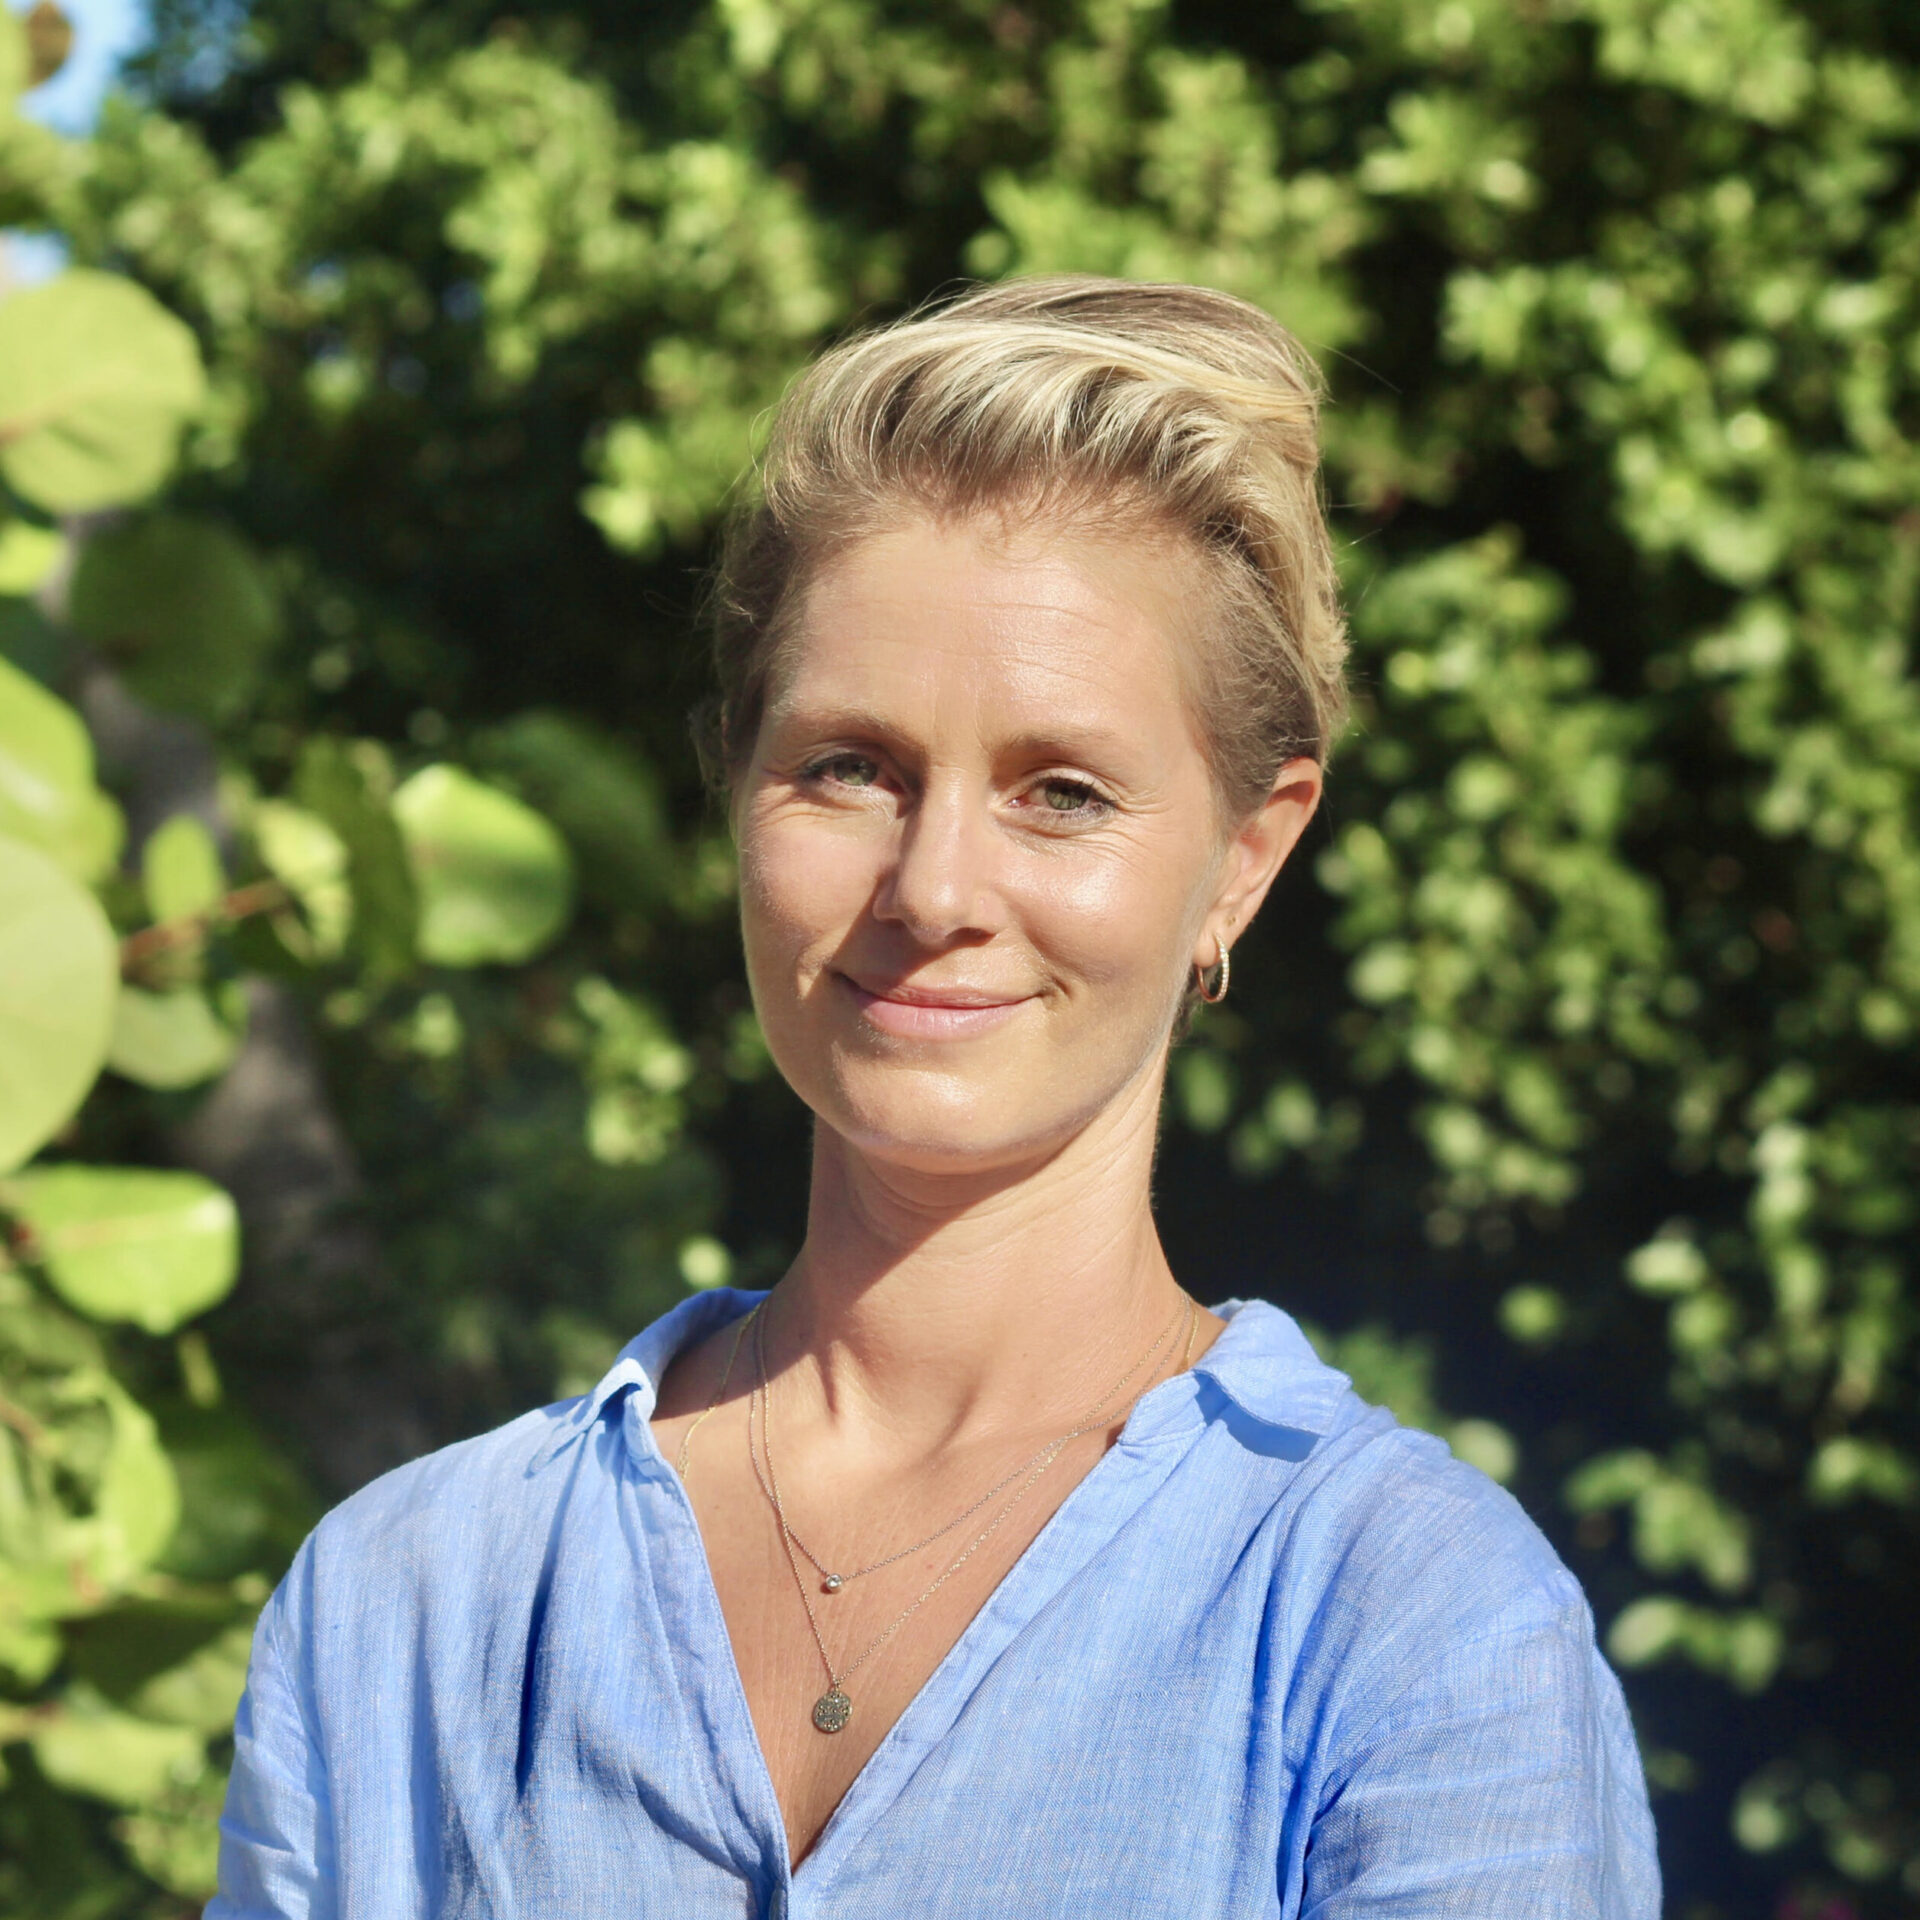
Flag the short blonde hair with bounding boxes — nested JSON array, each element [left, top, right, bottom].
[[707, 276, 1348, 817]]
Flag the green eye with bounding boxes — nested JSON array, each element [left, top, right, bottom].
[[1041, 779, 1099, 813], [809, 754, 880, 787]]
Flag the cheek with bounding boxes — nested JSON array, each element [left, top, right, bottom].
[[1020, 844, 1204, 994], [737, 810, 873, 970]]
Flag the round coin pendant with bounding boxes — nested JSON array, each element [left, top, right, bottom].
[[822, 1573, 843, 1593], [812, 1687, 852, 1735]]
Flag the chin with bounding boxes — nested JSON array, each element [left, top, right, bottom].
[[812, 1057, 1116, 1176]]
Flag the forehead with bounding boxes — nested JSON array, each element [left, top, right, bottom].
[[769, 514, 1208, 745]]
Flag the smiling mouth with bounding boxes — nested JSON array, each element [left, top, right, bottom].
[[838, 975, 1032, 1039]]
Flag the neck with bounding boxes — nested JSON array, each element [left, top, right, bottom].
[[767, 1066, 1186, 1457]]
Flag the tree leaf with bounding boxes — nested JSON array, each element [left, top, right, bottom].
[[105, 986, 242, 1090], [252, 798, 351, 957], [116, 1765, 226, 1898], [5, 1166, 239, 1333], [0, 654, 121, 882], [0, 834, 117, 1173], [0, 272, 206, 513], [127, 1622, 254, 1732], [0, 519, 63, 594], [68, 514, 281, 723], [292, 737, 417, 977], [473, 710, 673, 913], [30, 1693, 205, 1810], [153, 1402, 315, 1581], [0, 1300, 181, 1639], [91, 1369, 184, 1578], [141, 814, 225, 924], [393, 763, 573, 966], [0, 5, 27, 104]]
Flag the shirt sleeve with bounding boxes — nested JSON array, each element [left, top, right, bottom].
[[207, 1554, 336, 1920], [1299, 1567, 1660, 1919]]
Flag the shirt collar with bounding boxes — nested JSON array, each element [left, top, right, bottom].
[[1187, 1298, 1351, 1437], [571, 1286, 768, 1433], [571, 1288, 1349, 1443]]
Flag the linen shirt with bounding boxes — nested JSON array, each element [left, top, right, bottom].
[[211, 1290, 1660, 1919]]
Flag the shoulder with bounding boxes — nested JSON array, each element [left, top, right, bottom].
[[1245, 1398, 1620, 1772], [1197, 1300, 1579, 1637], [266, 1291, 755, 1660], [284, 1396, 602, 1622], [1304, 1411, 1586, 1636]]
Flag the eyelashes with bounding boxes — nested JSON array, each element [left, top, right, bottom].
[[1032, 777, 1111, 819], [800, 752, 882, 788], [796, 756, 1116, 825]]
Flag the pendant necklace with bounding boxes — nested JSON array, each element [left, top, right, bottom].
[[755, 1292, 1198, 1735]]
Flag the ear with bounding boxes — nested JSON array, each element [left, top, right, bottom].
[[1192, 757, 1324, 971]]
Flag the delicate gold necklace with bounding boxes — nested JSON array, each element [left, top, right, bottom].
[[755, 1292, 1198, 1736], [749, 1293, 1192, 1595], [674, 1303, 760, 1482]]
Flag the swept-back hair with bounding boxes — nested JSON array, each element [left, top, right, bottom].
[[706, 276, 1348, 816]]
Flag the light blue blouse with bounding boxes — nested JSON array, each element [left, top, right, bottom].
[[211, 1290, 1660, 1918]]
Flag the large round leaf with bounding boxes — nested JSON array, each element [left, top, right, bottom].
[[106, 987, 242, 1091], [0, 834, 117, 1173], [6, 1166, 239, 1333], [0, 653, 122, 881], [393, 764, 574, 966], [31, 1700, 205, 1810], [68, 514, 281, 723], [0, 272, 206, 513]]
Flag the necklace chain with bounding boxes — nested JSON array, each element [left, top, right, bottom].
[[756, 1291, 1198, 1734], [674, 1303, 758, 1482], [750, 1293, 1194, 1593]]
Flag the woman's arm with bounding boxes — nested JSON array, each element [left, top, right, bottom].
[[1300, 1571, 1659, 1919], [207, 1561, 336, 1920]]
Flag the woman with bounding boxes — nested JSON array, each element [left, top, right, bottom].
[[213, 278, 1659, 1918]]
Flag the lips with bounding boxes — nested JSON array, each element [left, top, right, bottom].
[[838, 974, 1032, 1039]]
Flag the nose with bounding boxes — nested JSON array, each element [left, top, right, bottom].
[[872, 774, 1005, 947]]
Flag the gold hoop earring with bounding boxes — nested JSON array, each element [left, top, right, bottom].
[[1196, 937, 1231, 1005]]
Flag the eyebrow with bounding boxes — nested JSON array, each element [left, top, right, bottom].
[[764, 705, 1140, 767]]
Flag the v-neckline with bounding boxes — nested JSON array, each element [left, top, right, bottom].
[[625, 1334, 1207, 1895]]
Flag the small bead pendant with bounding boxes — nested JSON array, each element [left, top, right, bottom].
[[812, 1687, 852, 1734], [822, 1573, 844, 1593]]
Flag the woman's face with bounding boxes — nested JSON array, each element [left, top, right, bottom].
[[736, 512, 1319, 1175]]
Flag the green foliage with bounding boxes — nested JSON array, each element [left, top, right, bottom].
[[392, 763, 574, 967], [0, 0, 1914, 1908], [0, 655, 122, 881], [5, 1167, 239, 1336], [0, 1280, 180, 1683], [105, 986, 244, 1091], [0, 272, 205, 512], [69, 514, 282, 723], [0, 82, 602, 1890], [139, 816, 224, 927], [0, 6, 27, 107], [0, 837, 116, 1174]]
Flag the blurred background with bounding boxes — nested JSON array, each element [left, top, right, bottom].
[[0, 0, 1915, 1911]]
